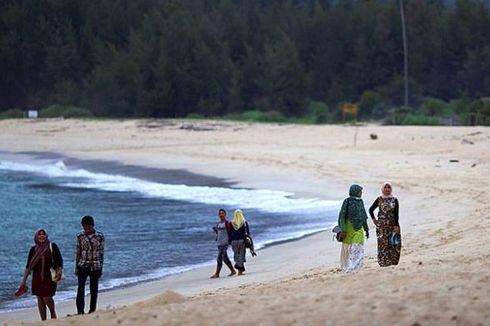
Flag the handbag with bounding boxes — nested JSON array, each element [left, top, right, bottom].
[[332, 225, 345, 242], [332, 198, 350, 242], [49, 243, 64, 282]]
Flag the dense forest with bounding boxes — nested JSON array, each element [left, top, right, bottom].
[[1, 0, 490, 124]]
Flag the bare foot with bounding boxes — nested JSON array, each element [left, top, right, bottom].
[[210, 274, 219, 279], [237, 270, 245, 276], [227, 270, 236, 277]]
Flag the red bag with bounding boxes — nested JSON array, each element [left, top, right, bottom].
[[15, 284, 28, 297]]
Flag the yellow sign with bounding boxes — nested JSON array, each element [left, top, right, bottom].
[[342, 103, 358, 114], [341, 103, 358, 122]]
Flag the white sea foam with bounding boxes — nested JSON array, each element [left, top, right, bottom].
[[0, 160, 340, 213], [0, 157, 340, 313]]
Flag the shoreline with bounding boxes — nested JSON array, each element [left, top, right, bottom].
[[0, 119, 488, 325], [1, 230, 353, 323], [0, 150, 344, 322]]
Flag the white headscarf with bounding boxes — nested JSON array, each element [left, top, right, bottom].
[[381, 182, 393, 198]]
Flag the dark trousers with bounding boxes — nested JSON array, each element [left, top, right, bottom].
[[76, 267, 102, 314], [217, 244, 232, 268]]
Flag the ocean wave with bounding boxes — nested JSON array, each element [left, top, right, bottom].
[[0, 159, 340, 213]]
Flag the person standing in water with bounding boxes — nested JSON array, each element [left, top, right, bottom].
[[338, 184, 369, 273], [230, 209, 250, 275], [369, 182, 401, 266], [210, 209, 236, 278], [19, 229, 63, 321], [75, 215, 105, 314]]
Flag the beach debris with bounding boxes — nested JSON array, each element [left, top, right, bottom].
[[179, 123, 214, 131], [418, 261, 423, 265], [370, 133, 378, 140], [471, 163, 477, 168], [449, 159, 459, 163], [461, 139, 474, 145], [465, 131, 482, 137]]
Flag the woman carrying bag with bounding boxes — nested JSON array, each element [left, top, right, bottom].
[[230, 209, 251, 275], [338, 184, 369, 273], [18, 229, 63, 321]]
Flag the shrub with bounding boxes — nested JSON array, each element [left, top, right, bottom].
[[259, 110, 286, 122], [186, 113, 205, 119], [419, 97, 448, 116], [240, 110, 265, 121], [223, 110, 286, 123], [39, 105, 66, 118], [308, 101, 330, 124], [400, 114, 441, 125], [384, 106, 413, 125], [63, 107, 93, 118], [0, 109, 24, 119], [359, 90, 384, 119], [39, 105, 93, 118]]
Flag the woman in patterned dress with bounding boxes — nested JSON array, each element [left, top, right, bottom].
[[369, 182, 401, 267], [338, 184, 370, 273]]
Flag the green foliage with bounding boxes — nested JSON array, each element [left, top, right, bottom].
[[400, 115, 441, 126], [384, 106, 413, 125], [419, 97, 449, 116], [1, 0, 490, 124], [307, 101, 334, 124], [0, 109, 24, 119], [186, 113, 205, 120], [39, 105, 92, 118], [39, 105, 66, 118], [359, 91, 385, 120], [63, 107, 93, 118], [224, 110, 287, 123]]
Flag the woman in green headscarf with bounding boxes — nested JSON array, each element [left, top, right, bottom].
[[338, 184, 369, 273]]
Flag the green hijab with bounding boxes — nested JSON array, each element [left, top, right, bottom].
[[338, 184, 369, 231]]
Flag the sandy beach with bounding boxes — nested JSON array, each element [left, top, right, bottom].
[[0, 119, 489, 325]]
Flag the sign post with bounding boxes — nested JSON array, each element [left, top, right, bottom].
[[341, 103, 358, 122]]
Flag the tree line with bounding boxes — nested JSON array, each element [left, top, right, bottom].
[[1, 0, 489, 124]]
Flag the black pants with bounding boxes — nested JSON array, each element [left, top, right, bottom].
[[76, 267, 102, 314], [216, 244, 232, 268]]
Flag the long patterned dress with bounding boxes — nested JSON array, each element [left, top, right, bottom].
[[369, 196, 401, 266]]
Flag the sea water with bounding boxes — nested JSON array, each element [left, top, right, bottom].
[[0, 152, 340, 312]]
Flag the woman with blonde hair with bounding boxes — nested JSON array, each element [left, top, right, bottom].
[[229, 209, 250, 275]]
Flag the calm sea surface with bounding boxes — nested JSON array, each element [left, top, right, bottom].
[[0, 152, 339, 312]]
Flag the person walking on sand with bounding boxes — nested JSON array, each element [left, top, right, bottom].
[[230, 209, 250, 275], [19, 229, 63, 321], [210, 209, 236, 278], [369, 182, 401, 267], [338, 184, 369, 273], [75, 215, 105, 314]]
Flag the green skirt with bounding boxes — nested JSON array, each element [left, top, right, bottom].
[[343, 220, 365, 244]]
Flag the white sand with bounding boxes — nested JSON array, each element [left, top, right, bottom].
[[0, 119, 489, 325]]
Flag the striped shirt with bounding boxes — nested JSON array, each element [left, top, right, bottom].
[[76, 230, 105, 271]]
